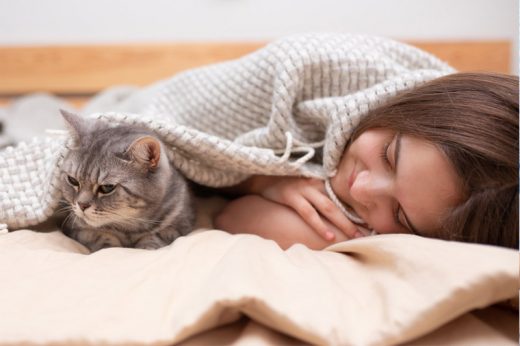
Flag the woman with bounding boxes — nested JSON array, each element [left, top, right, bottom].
[[214, 72, 519, 250]]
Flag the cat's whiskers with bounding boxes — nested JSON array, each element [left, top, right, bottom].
[[56, 204, 74, 215], [57, 204, 81, 230], [63, 211, 79, 232]]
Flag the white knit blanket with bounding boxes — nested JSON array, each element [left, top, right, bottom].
[[0, 33, 454, 230]]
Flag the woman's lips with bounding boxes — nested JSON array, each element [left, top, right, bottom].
[[348, 165, 357, 190]]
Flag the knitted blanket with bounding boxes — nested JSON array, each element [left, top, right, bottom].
[[0, 33, 454, 230]]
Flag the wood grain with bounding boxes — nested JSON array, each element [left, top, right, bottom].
[[0, 41, 511, 99], [0, 43, 264, 95], [412, 41, 511, 75]]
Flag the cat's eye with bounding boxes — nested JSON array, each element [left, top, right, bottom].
[[98, 184, 116, 194], [67, 175, 80, 187]]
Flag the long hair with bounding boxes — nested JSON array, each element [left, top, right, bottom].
[[350, 72, 519, 248]]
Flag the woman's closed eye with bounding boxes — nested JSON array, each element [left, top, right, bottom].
[[379, 133, 398, 169], [379, 141, 392, 168], [378, 134, 417, 234], [394, 205, 414, 234]]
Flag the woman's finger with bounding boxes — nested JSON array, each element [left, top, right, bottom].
[[288, 195, 336, 241], [304, 188, 360, 239]]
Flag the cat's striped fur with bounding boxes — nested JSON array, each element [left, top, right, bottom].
[[59, 110, 195, 252]]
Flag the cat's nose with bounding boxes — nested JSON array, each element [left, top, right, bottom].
[[78, 202, 91, 211]]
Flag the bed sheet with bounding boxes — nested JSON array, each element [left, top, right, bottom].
[[0, 196, 517, 345]]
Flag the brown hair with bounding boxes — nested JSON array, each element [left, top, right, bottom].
[[351, 72, 519, 248]]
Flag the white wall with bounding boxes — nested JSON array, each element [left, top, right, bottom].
[[0, 0, 517, 72]]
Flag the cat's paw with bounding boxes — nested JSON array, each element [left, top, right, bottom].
[[87, 235, 123, 252], [134, 237, 166, 250]]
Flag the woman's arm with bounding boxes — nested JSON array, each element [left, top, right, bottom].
[[214, 194, 350, 250]]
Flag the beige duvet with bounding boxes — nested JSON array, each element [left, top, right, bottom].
[[0, 198, 518, 346]]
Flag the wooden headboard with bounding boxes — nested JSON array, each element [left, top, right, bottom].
[[0, 40, 511, 106]]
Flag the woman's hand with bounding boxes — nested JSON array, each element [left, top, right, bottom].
[[259, 177, 363, 241]]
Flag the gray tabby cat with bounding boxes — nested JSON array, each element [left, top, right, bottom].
[[59, 110, 195, 252]]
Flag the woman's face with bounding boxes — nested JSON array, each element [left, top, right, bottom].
[[331, 129, 463, 236]]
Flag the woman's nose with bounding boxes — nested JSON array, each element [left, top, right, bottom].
[[350, 171, 391, 206]]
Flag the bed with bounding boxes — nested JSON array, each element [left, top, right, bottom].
[[0, 37, 517, 345]]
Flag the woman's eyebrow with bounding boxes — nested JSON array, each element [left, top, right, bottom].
[[394, 134, 421, 235]]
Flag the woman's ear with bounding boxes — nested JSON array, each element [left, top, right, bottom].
[[127, 136, 162, 171]]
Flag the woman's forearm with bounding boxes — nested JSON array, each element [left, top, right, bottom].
[[214, 194, 348, 250]]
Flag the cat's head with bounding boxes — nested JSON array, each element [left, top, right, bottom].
[[60, 110, 171, 228]]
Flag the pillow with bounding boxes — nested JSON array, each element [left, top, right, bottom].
[[0, 229, 516, 345]]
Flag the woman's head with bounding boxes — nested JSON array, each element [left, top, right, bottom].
[[331, 128, 464, 239], [335, 72, 518, 248]]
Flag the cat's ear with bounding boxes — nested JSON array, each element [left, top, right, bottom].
[[128, 136, 162, 171], [60, 109, 89, 142]]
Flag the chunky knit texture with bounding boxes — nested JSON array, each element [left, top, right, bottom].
[[0, 33, 454, 230]]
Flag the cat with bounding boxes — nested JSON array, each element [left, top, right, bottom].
[[59, 110, 195, 252]]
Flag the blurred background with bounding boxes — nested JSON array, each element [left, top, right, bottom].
[[0, 0, 517, 99], [0, 0, 517, 68]]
